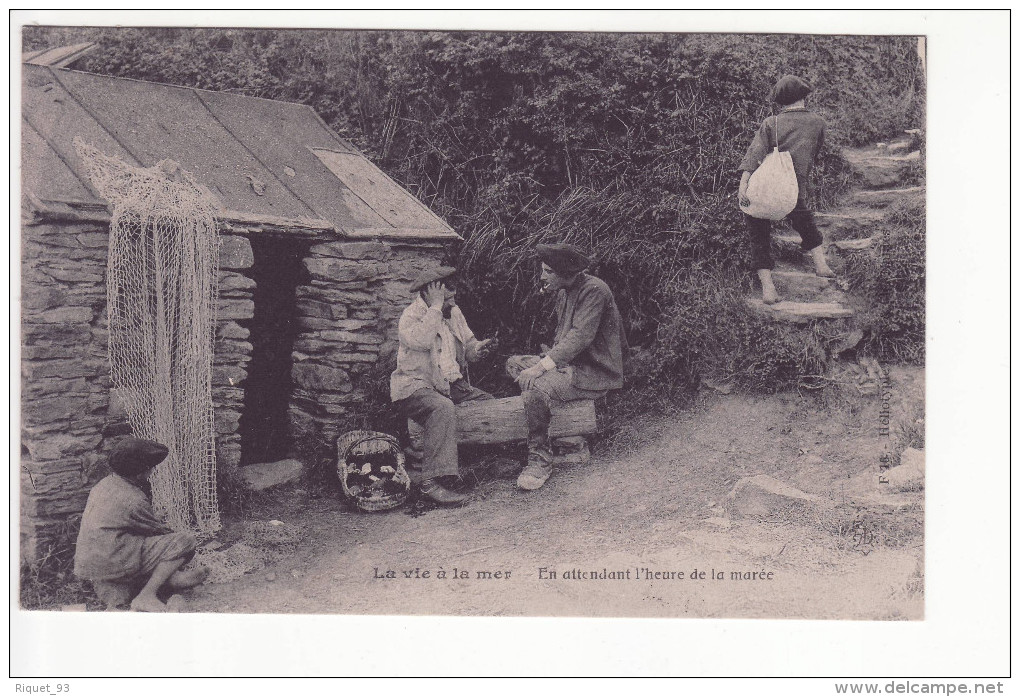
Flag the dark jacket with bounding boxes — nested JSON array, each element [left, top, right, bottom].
[[547, 273, 625, 392], [740, 107, 827, 204]]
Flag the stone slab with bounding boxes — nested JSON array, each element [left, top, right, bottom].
[[851, 186, 925, 208], [728, 474, 829, 520], [216, 298, 255, 321], [833, 237, 876, 251], [747, 299, 853, 323], [219, 236, 254, 270], [845, 150, 922, 189], [771, 270, 833, 298], [236, 459, 305, 491]]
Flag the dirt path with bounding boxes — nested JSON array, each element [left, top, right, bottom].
[[186, 365, 924, 619]]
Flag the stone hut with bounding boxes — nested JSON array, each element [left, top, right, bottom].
[[20, 63, 458, 562]]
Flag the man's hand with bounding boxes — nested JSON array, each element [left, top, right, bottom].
[[425, 281, 446, 309], [739, 171, 751, 208], [476, 337, 498, 358], [516, 364, 544, 391]]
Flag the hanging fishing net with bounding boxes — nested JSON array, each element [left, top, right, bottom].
[[74, 138, 222, 534]]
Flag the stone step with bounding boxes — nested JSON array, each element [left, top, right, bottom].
[[845, 150, 922, 189], [846, 150, 921, 165], [747, 298, 853, 324], [771, 269, 833, 297], [848, 134, 916, 157], [814, 209, 884, 239], [777, 232, 876, 254], [884, 141, 913, 155], [850, 185, 925, 208], [832, 237, 876, 252]]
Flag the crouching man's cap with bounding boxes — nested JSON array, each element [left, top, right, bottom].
[[109, 438, 169, 477], [409, 265, 458, 294], [536, 243, 590, 276], [771, 75, 812, 106]]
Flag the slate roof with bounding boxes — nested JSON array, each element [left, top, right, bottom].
[[21, 63, 457, 240]]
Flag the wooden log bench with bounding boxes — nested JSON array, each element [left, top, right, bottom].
[[454, 395, 595, 445], [407, 395, 596, 466]]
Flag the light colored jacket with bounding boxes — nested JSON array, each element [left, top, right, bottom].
[[390, 298, 484, 402]]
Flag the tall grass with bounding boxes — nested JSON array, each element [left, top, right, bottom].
[[843, 190, 926, 364]]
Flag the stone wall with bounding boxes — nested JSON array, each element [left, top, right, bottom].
[[212, 233, 257, 473], [21, 219, 115, 562], [288, 239, 447, 465], [21, 210, 453, 563], [20, 217, 255, 563]]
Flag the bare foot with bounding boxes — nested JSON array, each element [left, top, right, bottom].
[[758, 269, 782, 305], [168, 566, 210, 590], [811, 247, 836, 278], [130, 593, 167, 613], [165, 594, 189, 613]]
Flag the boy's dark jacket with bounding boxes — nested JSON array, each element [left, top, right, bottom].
[[740, 108, 827, 204]]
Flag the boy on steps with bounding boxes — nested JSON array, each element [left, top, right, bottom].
[[739, 74, 836, 304]]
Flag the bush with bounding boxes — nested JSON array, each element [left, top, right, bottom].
[[843, 191, 926, 363], [647, 264, 832, 395], [24, 27, 926, 394]]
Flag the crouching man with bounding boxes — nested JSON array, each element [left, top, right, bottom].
[[74, 438, 209, 611], [507, 243, 626, 491], [391, 266, 496, 506]]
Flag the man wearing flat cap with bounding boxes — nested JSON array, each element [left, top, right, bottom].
[[506, 243, 625, 491], [390, 266, 496, 505]]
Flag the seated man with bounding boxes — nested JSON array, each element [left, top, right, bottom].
[[73, 438, 208, 612], [391, 266, 495, 506], [507, 243, 626, 491]]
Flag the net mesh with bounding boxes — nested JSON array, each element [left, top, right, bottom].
[[74, 138, 222, 534]]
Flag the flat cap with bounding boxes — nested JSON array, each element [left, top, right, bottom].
[[536, 243, 590, 276], [109, 437, 169, 477], [408, 265, 457, 294], [770, 75, 812, 106]]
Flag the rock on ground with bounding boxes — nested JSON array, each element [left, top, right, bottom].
[[237, 459, 304, 491], [886, 448, 924, 490], [728, 474, 827, 521]]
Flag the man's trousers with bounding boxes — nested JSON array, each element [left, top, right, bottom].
[[394, 379, 493, 480], [506, 355, 605, 460]]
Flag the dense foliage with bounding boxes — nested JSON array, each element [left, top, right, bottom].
[[24, 27, 925, 397], [844, 191, 926, 364]]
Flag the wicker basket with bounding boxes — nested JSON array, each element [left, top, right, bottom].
[[336, 430, 410, 512]]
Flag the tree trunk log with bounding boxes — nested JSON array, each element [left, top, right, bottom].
[[455, 396, 596, 446]]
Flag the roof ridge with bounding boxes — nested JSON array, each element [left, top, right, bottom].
[[35, 64, 321, 110]]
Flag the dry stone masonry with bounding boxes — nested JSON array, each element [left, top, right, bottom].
[[20, 214, 258, 559], [212, 231, 257, 475], [289, 239, 447, 463]]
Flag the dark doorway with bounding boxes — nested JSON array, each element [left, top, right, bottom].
[[239, 236, 309, 465]]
